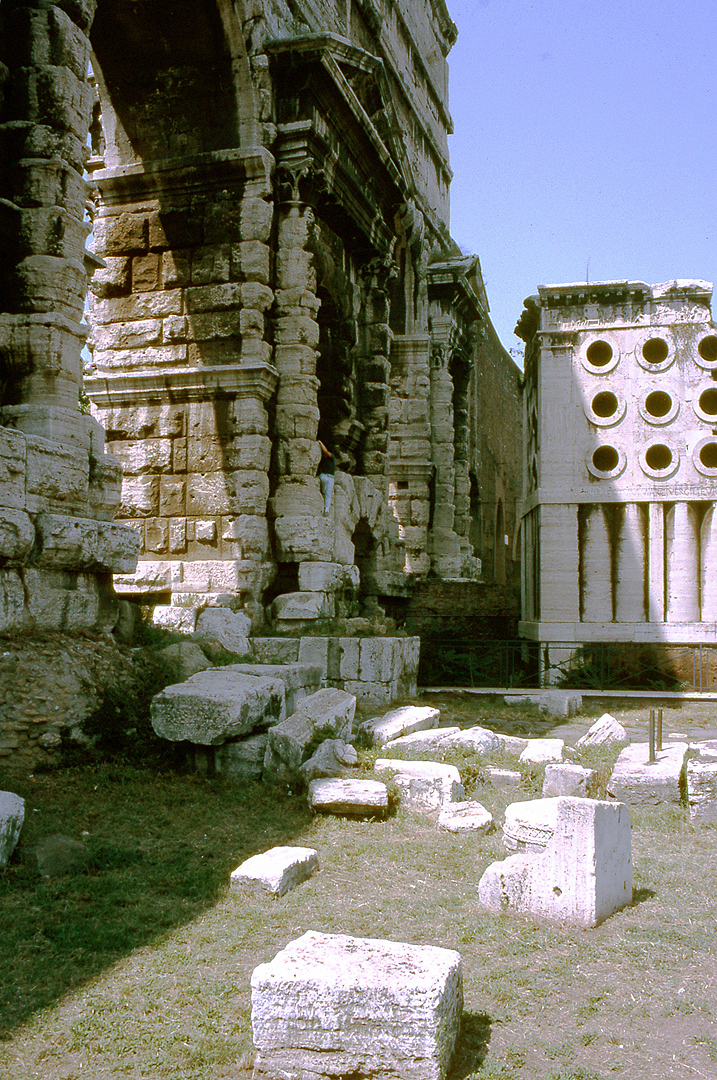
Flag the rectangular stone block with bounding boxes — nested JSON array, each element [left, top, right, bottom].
[[151, 669, 286, 744], [251, 931, 463, 1080], [25, 436, 87, 508], [119, 475, 160, 517], [231, 846, 318, 896], [607, 742, 688, 806], [0, 428, 27, 510], [110, 439, 172, 475], [479, 797, 632, 928]]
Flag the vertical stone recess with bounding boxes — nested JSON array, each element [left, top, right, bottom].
[[270, 187, 328, 564]]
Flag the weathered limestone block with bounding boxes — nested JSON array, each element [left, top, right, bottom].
[[0, 509, 35, 562], [193, 607, 251, 657], [687, 757, 717, 823], [543, 764, 598, 798], [503, 798, 559, 853], [151, 669, 285, 745], [157, 641, 212, 681], [359, 705, 439, 747], [231, 846, 318, 897], [150, 605, 197, 634], [437, 801, 493, 833], [485, 767, 522, 788], [576, 713, 630, 750], [224, 663, 322, 715], [607, 742, 688, 806], [520, 738, 565, 764], [0, 427, 27, 510], [374, 759, 465, 813], [298, 561, 358, 593], [251, 638, 301, 664], [0, 791, 25, 868], [308, 778, 389, 817], [251, 931, 463, 1080], [215, 732, 269, 780], [299, 739, 358, 783], [479, 798, 632, 928], [385, 727, 460, 751], [263, 688, 356, 782], [25, 435, 88, 509], [444, 726, 500, 756], [273, 515, 333, 562], [272, 591, 333, 622], [33, 513, 139, 572]]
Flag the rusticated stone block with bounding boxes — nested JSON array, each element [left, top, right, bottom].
[[152, 669, 285, 745], [25, 436, 87, 509], [119, 475, 159, 517], [251, 931, 463, 1080], [131, 253, 160, 291], [0, 509, 35, 562], [0, 428, 27, 510], [92, 212, 147, 255], [231, 240, 270, 283]]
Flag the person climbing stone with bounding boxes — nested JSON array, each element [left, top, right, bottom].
[[317, 440, 336, 514]]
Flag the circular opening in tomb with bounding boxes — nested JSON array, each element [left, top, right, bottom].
[[642, 337, 670, 364], [592, 445, 619, 472], [699, 388, 717, 416], [644, 391, 673, 418], [591, 391, 618, 418], [698, 335, 717, 362], [586, 340, 613, 367], [700, 442, 717, 469], [645, 444, 672, 471]]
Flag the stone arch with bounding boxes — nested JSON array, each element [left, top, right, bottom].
[[90, 0, 258, 167]]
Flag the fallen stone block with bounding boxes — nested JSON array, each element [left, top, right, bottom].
[[299, 739, 358, 783], [444, 725, 500, 755], [479, 797, 632, 928], [607, 742, 688, 806], [687, 757, 717, 823], [150, 604, 197, 635], [438, 801, 493, 833], [543, 763, 598, 798], [193, 607, 251, 656], [0, 791, 25, 868], [263, 688, 356, 783], [215, 732, 268, 780], [309, 778, 389, 817], [151, 668, 285, 745], [219, 662, 322, 715], [375, 759, 464, 813], [251, 930, 463, 1080], [520, 738, 565, 764], [385, 726, 460, 751], [157, 641, 212, 681], [359, 705, 439, 747], [485, 766, 522, 788], [576, 713, 630, 750], [231, 846, 319, 897], [503, 797, 560, 852]]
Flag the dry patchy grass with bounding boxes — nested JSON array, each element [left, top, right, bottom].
[[1, 698, 716, 1080]]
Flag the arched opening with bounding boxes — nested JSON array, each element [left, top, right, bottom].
[[468, 473, 481, 558], [352, 518, 379, 614]]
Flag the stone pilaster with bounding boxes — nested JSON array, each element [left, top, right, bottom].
[[357, 257, 394, 498], [269, 163, 331, 566], [388, 335, 432, 576], [428, 338, 462, 577]]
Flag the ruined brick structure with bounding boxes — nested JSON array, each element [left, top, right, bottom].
[[516, 279, 717, 678], [1, 0, 521, 641]]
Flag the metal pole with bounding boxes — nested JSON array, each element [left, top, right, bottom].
[[656, 708, 663, 752], [648, 709, 656, 763]]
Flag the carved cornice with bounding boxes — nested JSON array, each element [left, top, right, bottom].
[[91, 146, 274, 204], [85, 362, 279, 408]]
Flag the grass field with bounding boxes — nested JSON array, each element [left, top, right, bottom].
[[1, 694, 716, 1080]]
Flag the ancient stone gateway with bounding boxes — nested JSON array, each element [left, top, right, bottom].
[[75, 0, 520, 627]]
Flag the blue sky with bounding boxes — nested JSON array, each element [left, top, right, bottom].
[[446, 0, 717, 357]]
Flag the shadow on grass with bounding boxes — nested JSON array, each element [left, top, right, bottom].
[[449, 1011, 492, 1079], [0, 764, 313, 1039], [631, 886, 657, 906]]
